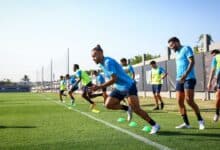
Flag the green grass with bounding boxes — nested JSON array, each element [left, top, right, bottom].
[[0, 92, 220, 150]]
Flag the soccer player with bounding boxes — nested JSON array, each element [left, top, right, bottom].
[[120, 58, 135, 80], [207, 49, 220, 122], [149, 61, 167, 110], [59, 75, 67, 103], [168, 37, 205, 130], [92, 70, 108, 104], [66, 74, 79, 105], [73, 64, 102, 110], [91, 44, 160, 134]]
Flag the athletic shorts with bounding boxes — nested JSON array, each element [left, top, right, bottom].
[[152, 84, 162, 94], [102, 87, 107, 92], [59, 90, 65, 95], [82, 82, 93, 94], [109, 82, 137, 100], [176, 79, 196, 92], [68, 85, 78, 92]]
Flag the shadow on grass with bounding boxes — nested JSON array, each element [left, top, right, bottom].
[[159, 130, 220, 138], [0, 125, 37, 129]]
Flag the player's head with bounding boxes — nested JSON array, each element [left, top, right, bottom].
[[65, 74, 70, 79], [168, 37, 181, 51], [92, 70, 98, 76], [150, 61, 157, 68], [91, 44, 104, 64], [120, 58, 127, 66], [60, 75, 64, 80], [73, 64, 79, 72], [211, 49, 220, 56]]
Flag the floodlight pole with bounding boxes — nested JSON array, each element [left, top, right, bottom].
[[67, 48, 70, 74]]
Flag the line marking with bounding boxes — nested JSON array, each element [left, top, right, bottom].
[[40, 94, 171, 150]]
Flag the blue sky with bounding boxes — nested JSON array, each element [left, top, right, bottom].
[[0, 0, 220, 81]]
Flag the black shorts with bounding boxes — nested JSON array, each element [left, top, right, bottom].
[[82, 82, 93, 94], [176, 79, 196, 92], [69, 85, 78, 92], [59, 90, 65, 95], [109, 82, 137, 100], [102, 87, 107, 92]]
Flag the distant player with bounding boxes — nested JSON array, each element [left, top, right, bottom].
[[207, 49, 220, 122], [91, 44, 160, 134], [168, 37, 205, 130], [92, 70, 108, 104], [66, 74, 79, 105], [149, 61, 167, 110], [59, 75, 67, 103], [73, 64, 102, 110], [120, 58, 135, 80]]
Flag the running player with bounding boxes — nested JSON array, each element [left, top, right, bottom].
[[73, 64, 102, 110], [91, 44, 160, 134], [207, 49, 220, 122], [120, 58, 135, 80], [168, 37, 205, 130], [59, 75, 67, 103], [66, 74, 79, 105], [92, 70, 108, 104], [149, 61, 167, 110]]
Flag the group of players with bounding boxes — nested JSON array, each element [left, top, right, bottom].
[[58, 37, 220, 134]]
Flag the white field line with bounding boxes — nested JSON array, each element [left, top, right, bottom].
[[41, 95, 171, 150]]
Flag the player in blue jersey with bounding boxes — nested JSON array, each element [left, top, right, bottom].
[[168, 37, 205, 130], [92, 70, 108, 104], [66, 74, 79, 105], [91, 44, 160, 134]]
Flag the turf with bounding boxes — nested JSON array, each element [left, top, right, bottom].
[[0, 92, 220, 150]]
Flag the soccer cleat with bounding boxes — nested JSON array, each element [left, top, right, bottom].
[[149, 124, 160, 134], [90, 103, 96, 110], [213, 114, 219, 122], [127, 106, 132, 122], [175, 123, 191, 129], [199, 120, 205, 130], [161, 103, 164, 110], [153, 106, 159, 110]]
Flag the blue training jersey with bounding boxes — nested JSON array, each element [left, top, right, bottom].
[[96, 74, 105, 84], [99, 57, 134, 91], [175, 46, 196, 80]]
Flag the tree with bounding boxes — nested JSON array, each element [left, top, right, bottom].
[[21, 75, 30, 83], [198, 34, 214, 51], [130, 53, 160, 65]]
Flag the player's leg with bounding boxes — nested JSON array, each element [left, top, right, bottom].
[[156, 85, 164, 109], [184, 79, 204, 130], [152, 85, 159, 110], [175, 82, 190, 129], [214, 89, 220, 122], [81, 86, 95, 107]]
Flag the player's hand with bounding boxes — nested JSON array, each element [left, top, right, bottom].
[[179, 74, 187, 83]]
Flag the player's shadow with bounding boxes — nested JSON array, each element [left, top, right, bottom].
[[159, 130, 220, 138], [0, 125, 37, 129]]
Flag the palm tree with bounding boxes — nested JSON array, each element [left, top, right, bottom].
[[198, 34, 214, 51]]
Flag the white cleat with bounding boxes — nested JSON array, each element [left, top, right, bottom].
[[213, 114, 219, 122], [127, 106, 132, 122], [175, 123, 191, 129], [150, 124, 160, 134], [199, 120, 205, 130]]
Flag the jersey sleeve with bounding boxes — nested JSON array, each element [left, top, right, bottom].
[[185, 46, 194, 58], [211, 57, 217, 69], [159, 67, 166, 75], [105, 59, 117, 76], [76, 70, 82, 78]]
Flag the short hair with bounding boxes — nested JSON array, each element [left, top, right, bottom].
[[168, 37, 180, 43], [66, 74, 70, 78], [150, 61, 156, 65], [92, 44, 103, 52], [211, 49, 220, 55], [92, 70, 98, 74], [60, 75, 63, 79], [74, 64, 79, 69], [120, 58, 127, 63]]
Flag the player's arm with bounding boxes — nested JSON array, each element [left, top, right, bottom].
[[180, 56, 194, 82], [161, 68, 168, 79], [207, 58, 216, 90], [130, 66, 135, 80]]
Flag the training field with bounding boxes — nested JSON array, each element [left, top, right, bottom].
[[0, 93, 220, 150]]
